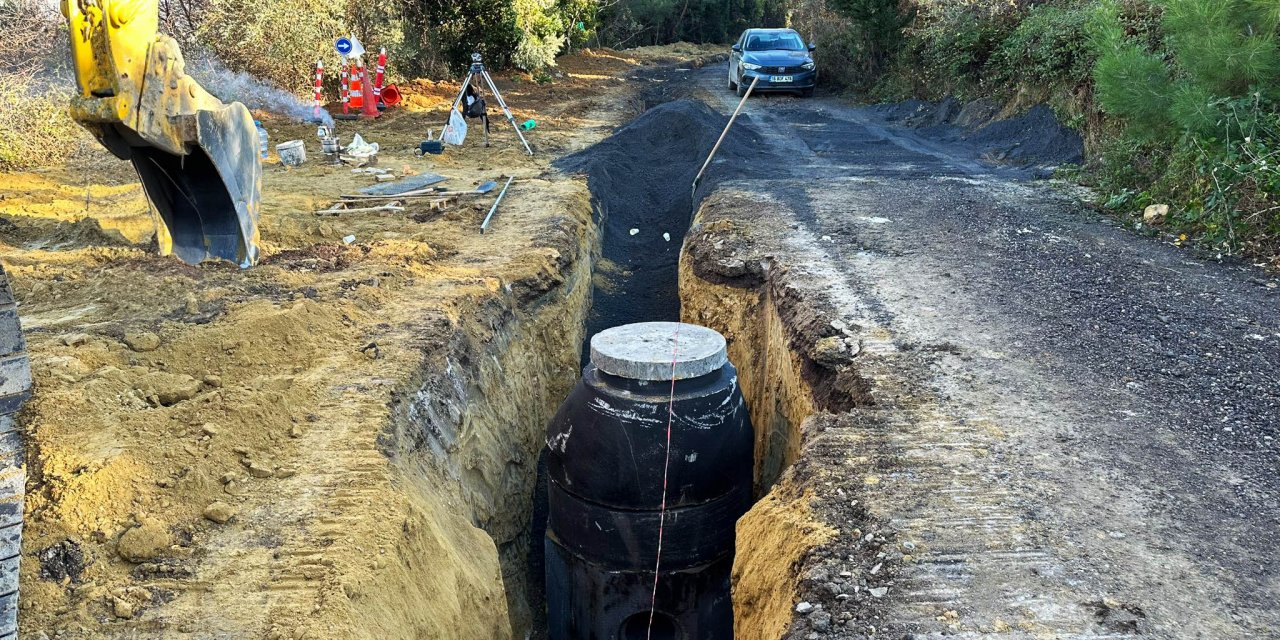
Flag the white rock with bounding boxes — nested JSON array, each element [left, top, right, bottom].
[[1143, 204, 1170, 224], [629, 228, 639, 236], [663, 232, 671, 242], [795, 602, 814, 614], [869, 587, 888, 598]]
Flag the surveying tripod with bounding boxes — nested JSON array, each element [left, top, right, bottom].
[[447, 53, 533, 156]]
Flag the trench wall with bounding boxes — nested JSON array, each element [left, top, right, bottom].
[[677, 261, 814, 495], [679, 190, 871, 640], [678, 247, 823, 640], [367, 186, 595, 638]]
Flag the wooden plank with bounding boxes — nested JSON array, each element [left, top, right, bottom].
[[313, 204, 406, 216]]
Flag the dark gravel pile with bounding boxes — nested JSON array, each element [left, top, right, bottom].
[[876, 97, 1084, 169], [556, 98, 759, 365]]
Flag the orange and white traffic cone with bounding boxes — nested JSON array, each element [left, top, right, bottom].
[[340, 56, 350, 114], [348, 61, 364, 112], [374, 47, 386, 108], [313, 58, 324, 120]]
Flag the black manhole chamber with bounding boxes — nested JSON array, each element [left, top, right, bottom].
[[545, 322, 754, 639]]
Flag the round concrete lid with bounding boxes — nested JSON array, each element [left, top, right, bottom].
[[590, 322, 728, 381]]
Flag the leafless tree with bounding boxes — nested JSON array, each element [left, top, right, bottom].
[[0, 0, 65, 78], [159, 0, 208, 46]]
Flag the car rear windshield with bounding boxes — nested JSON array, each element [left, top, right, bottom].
[[745, 32, 805, 52]]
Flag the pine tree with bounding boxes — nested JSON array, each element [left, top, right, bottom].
[[824, 0, 914, 74], [1092, 0, 1280, 141]]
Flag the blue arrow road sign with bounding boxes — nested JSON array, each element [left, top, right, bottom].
[[335, 37, 353, 56]]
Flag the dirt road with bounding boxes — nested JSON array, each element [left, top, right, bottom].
[[681, 67, 1280, 637]]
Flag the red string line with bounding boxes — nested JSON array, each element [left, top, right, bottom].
[[647, 322, 683, 640]]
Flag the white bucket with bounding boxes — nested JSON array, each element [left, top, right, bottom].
[[276, 140, 306, 166]]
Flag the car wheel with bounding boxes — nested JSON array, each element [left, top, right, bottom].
[[728, 72, 737, 91], [800, 87, 814, 98], [736, 81, 747, 98]]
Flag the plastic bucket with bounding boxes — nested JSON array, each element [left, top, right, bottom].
[[276, 140, 306, 166], [380, 84, 402, 107]]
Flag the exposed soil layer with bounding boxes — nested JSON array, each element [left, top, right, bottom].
[[680, 188, 895, 639]]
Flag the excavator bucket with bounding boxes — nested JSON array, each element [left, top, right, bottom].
[[62, 0, 261, 266], [127, 108, 262, 266]]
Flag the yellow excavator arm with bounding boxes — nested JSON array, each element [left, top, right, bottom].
[[62, 0, 262, 266]]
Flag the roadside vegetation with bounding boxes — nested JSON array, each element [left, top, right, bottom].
[[809, 0, 1279, 264]]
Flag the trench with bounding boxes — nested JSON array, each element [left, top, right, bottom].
[[523, 96, 806, 638], [559, 100, 742, 366], [392, 96, 821, 640], [510, 98, 751, 638]]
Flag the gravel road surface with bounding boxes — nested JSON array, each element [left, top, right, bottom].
[[691, 65, 1279, 638]]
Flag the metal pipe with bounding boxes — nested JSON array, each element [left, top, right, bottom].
[[691, 75, 758, 197], [480, 176, 515, 234]]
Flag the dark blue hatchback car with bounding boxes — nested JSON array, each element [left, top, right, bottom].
[[728, 28, 817, 97]]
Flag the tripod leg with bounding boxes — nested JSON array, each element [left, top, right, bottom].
[[480, 70, 533, 155]]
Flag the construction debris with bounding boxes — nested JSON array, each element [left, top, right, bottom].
[[276, 140, 306, 166], [358, 173, 447, 196], [339, 134, 380, 165], [318, 177, 502, 217]]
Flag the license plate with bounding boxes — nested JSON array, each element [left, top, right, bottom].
[[771, 75, 793, 83]]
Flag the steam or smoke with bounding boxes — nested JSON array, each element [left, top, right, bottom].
[[187, 55, 334, 127]]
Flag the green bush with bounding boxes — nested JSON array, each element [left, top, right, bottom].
[[400, 0, 515, 77], [596, 0, 782, 48], [1091, 0, 1280, 254], [992, 3, 1095, 88], [825, 0, 914, 78], [513, 0, 568, 70], [401, 0, 594, 75], [346, 0, 406, 66], [558, 0, 600, 50], [890, 5, 1014, 98], [1092, 0, 1279, 138], [198, 0, 347, 93], [790, 0, 865, 88]]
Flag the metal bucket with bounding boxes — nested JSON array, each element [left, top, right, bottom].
[[276, 140, 306, 166]]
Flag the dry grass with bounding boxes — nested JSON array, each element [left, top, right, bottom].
[[0, 75, 94, 171], [0, 1, 93, 171]]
